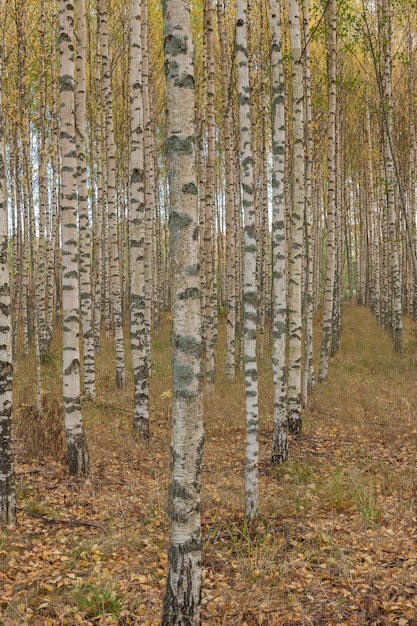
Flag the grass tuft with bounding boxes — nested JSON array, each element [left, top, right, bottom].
[[348, 471, 381, 524], [73, 579, 123, 619], [15, 393, 65, 461]]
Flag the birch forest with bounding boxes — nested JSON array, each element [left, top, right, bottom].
[[2, 0, 417, 623]]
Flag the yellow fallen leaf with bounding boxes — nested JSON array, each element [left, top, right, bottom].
[[37, 602, 49, 610]]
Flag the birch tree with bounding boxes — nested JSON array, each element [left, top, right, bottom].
[[380, 0, 402, 352], [0, 39, 15, 525], [202, 0, 216, 387], [98, 0, 126, 386], [37, 0, 49, 358], [58, 0, 89, 475], [236, 0, 259, 519], [217, 0, 236, 380], [319, 0, 337, 382], [129, 0, 149, 438], [141, 0, 155, 360], [269, 0, 288, 464], [76, 0, 95, 400], [301, 0, 315, 404], [287, 0, 304, 434], [161, 0, 204, 621]]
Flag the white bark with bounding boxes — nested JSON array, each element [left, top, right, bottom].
[[141, 0, 154, 364], [58, 0, 89, 475], [301, 0, 315, 405], [161, 0, 204, 622], [0, 41, 16, 525], [37, 0, 49, 357], [381, 0, 402, 352], [129, 0, 149, 438], [203, 0, 216, 387], [217, 1, 236, 380], [287, 0, 304, 433], [319, 0, 337, 382], [76, 0, 95, 400], [269, 0, 288, 464], [98, 0, 126, 385], [236, 0, 259, 519]]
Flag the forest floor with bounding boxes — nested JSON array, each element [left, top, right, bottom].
[[2, 302, 417, 625]]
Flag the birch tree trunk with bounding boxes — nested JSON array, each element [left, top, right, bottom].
[[91, 23, 103, 354], [48, 42, 60, 342], [0, 40, 16, 525], [129, 0, 149, 438], [16, 3, 30, 358], [26, 147, 42, 415], [287, 0, 304, 434], [381, 0, 402, 352], [407, 21, 417, 321], [98, 0, 126, 385], [203, 0, 216, 387], [141, 0, 154, 361], [236, 0, 259, 519], [11, 134, 21, 365], [318, 0, 337, 382], [161, 0, 204, 621], [76, 0, 95, 400], [37, 0, 49, 358], [365, 85, 380, 323], [269, 0, 288, 465], [301, 0, 315, 405], [58, 0, 89, 476], [217, 0, 236, 380], [331, 107, 344, 356]]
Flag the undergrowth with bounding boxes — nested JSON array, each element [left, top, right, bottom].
[[3, 303, 417, 624], [15, 393, 65, 461]]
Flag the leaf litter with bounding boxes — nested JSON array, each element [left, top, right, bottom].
[[2, 304, 417, 624]]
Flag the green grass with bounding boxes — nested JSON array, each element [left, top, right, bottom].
[[227, 516, 281, 581], [348, 472, 381, 524], [73, 579, 123, 619]]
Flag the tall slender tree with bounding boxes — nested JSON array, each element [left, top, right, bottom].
[[319, 0, 337, 382], [236, 0, 259, 519], [76, 0, 95, 400], [98, 0, 126, 386], [217, 0, 237, 380], [202, 0, 216, 387], [269, 0, 288, 464], [0, 39, 15, 525], [301, 0, 315, 404], [129, 0, 149, 438], [287, 0, 304, 433], [161, 0, 204, 621], [37, 0, 49, 358], [58, 0, 89, 475], [380, 0, 402, 352], [141, 0, 155, 361]]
